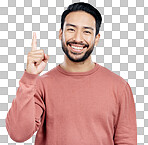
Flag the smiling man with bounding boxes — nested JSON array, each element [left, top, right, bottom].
[[59, 10, 100, 72], [6, 2, 137, 145]]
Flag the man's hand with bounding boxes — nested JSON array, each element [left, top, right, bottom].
[[26, 32, 49, 75]]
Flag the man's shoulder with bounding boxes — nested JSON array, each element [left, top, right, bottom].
[[34, 66, 58, 90], [98, 64, 127, 87], [39, 65, 58, 79]]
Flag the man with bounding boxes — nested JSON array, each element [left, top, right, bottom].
[[5, 2, 137, 145]]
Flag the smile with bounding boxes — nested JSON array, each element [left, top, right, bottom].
[[69, 44, 87, 53]]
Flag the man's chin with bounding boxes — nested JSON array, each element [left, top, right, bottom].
[[67, 48, 95, 63], [66, 52, 85, 62], [61, 42, 94, 62]]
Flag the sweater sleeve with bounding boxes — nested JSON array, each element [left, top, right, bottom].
[[114, 82, 137, 145], [5, 69, 45, 142]]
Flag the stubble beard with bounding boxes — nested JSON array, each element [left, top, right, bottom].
[[61, 38, 95, 63]]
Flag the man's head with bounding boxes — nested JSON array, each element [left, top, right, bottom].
[[59, 2, 102, 63], [61, 2, 102, 36]]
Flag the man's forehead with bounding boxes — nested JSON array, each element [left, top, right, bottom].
[[64, 11, 96, 28]]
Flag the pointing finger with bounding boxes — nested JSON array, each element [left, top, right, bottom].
[[31, 32, 37, 51]]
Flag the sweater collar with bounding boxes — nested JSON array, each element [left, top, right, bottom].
[[56, 62, 100, 76]]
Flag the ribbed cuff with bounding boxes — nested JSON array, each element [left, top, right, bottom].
[[19, 69, 39, 85]]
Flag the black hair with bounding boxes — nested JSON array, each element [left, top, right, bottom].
[[61, 2, 102, 36]]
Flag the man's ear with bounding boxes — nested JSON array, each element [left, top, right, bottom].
[[94, 33, 100, 47], [59, 28, 63, 40]]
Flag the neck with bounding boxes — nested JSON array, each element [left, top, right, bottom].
[[60, 55, 95, 73]]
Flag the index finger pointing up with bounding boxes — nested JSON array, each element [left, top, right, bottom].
[[31, 32, 37, 51]]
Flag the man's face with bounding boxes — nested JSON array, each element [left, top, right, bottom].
[[59, 11, 100, 62]]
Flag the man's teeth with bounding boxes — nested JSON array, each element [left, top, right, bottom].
[[70, 45, 84, 50]]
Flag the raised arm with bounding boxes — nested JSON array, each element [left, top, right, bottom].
[[5, 32, 49, 142], [5, 70, 45, 142]]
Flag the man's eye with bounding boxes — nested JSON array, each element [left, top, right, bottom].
[[84, 31, 91, 34], [67, 29, 75, 31]]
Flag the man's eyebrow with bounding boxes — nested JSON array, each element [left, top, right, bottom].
[[66, 23, 76, 28], [65, 23, 94, 31], [83, 26, 94, 31]]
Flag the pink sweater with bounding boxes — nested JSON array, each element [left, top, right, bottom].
[[5, 62, 137, 145]]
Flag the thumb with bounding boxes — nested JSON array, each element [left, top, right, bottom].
[[43, 54, 49, 63], [47, 54, 49, 60], [45, 53, 49, 60]]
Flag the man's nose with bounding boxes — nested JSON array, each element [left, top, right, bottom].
[[73, 31, 83, 42]]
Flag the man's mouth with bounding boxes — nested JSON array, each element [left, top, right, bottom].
[[67, 43, 88, 53]]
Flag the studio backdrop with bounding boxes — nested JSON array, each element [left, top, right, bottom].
[[0, 0, 147, 144]]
